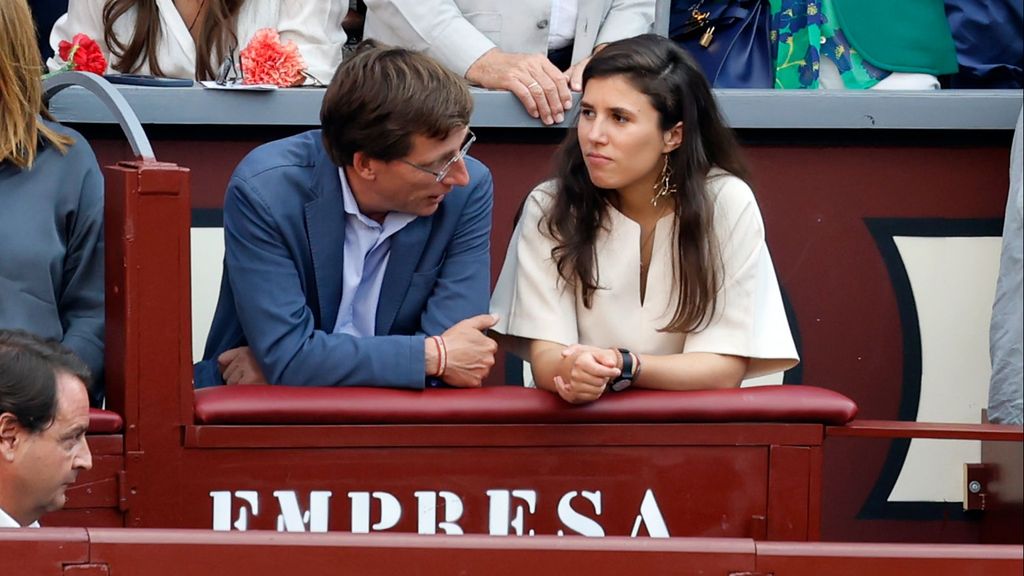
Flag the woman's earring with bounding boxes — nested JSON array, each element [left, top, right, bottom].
[[651, 156, 677, 207]]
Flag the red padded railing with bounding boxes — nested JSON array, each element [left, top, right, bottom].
[[87, 408, 123, 434], [193, 384, 859, 426]]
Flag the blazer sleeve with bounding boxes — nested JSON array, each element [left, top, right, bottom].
[[417, 165, 493, 336], [595, 0, 656, 46], [223, 174, 426, 389], [59, 153, 105, 382], [363, 0, 498, 77], [276, 0, 347, 85]]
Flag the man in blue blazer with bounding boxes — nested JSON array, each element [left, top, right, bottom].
[[194, 43, 497, 389]]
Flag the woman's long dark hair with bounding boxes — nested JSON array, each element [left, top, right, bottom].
[[102, 0, 243, 80], [548, 33, 749, 333]]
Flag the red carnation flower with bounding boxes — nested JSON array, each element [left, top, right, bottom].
[[239, 28, 306, 87], [58, 33, 108, 75]]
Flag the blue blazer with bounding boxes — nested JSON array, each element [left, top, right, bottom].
[[195, 130, 493, 388]]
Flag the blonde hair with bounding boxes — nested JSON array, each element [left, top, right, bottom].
[[0, 0, 73, 168]]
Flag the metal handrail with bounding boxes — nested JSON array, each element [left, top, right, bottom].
[[43, 71, 155, 160]]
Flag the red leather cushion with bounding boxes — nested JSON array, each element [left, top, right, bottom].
[[194, 385, 858, 426], [88, 407, 124, 433]]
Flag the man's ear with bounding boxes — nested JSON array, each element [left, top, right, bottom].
[[0, 413, 21, 461], [662, 121, 683, 154], [350, 151, 378, 181]]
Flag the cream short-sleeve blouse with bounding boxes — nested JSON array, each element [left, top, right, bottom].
[[490, 170, 799, 379]]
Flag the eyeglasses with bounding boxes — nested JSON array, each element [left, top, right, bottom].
[[215, 46, 241, 86], [399, 129, 476, 182]]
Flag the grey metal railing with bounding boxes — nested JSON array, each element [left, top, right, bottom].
[[43, 71, 155, 160]]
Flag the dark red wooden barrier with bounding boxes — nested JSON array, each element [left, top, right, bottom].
[[41, 159, 190, 529], [3, 529, 1020, 575], [0, 528, 88, 575], [37, 153, 1021, 549]]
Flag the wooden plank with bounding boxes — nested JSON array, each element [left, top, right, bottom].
[[86, 530, 756, 576], [185, 422, 824, 449], [767, 446, 811, 541], [827, 420, 1023, 442], [806, 446, 823, 541], [0, 528, 89, 575], [756, 541, 1024, 576], [86, 435, 124, 455]]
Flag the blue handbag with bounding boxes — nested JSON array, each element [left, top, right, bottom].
[[669, 0, 774, 88]]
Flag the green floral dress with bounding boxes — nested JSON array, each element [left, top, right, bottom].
[[769, 0, 889, 89]]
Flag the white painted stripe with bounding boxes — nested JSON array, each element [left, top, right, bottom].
[[888, 236, 1000, 503], [191, 228, 226, 363]]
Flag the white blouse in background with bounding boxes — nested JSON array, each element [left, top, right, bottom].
[[47, 0, 347, 84], [490, 171, 799, 380]]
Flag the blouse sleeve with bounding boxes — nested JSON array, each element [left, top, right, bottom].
[[490, 185, 579, 350], [363, 0, 498, 78], [277, 0, 347, 85], [47, 0, 108, 73], [682, 174, 799, 378]]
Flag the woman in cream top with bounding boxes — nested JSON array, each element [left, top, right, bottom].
[[490, 35, 798, 404], [48, 0, 346, 84]]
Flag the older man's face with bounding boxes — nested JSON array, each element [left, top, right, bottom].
[[9, 373, 93, 524]]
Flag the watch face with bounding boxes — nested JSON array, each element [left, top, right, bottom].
[[610, 378, 631, 392]]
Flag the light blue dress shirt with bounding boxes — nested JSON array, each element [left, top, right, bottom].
[[332, 168, 416, 338]]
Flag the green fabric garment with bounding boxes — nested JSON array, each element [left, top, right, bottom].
[[832, 0, 959, 75], [771, 0, 889, 89]]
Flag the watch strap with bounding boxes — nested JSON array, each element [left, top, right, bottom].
[[610, 348, 634, 392]]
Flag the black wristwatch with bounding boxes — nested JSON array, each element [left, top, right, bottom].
[[609, 348, 635, 392]]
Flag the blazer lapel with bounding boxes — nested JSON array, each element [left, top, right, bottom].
[[375, 216, 431, 335], [304, 151, 346, 331]]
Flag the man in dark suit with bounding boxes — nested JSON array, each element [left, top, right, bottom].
[[195, 43, 497, 389]]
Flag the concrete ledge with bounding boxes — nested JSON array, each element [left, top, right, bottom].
[[48, 85, 1023, 130]]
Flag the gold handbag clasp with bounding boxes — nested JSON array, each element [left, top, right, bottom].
[[699, 26, 716, 48], [689, 1, 714, 48]]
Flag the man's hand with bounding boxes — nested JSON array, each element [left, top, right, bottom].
[[429, 314, 499, 387], [565, 56, 590, 92], [565, 45, 606, 92], [553, 344, 620, 404], [218, 346, 269, 385], [466, 49, 573, 125]]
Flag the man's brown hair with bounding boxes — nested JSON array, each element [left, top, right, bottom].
[[320, 41, 472, 167]]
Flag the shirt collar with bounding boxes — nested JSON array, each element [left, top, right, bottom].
[[338, 168, 417, 232]]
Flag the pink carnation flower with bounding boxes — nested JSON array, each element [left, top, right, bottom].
[[239, 28, 306, 87]]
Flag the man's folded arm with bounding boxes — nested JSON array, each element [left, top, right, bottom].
[[225, 176, 427, 389]]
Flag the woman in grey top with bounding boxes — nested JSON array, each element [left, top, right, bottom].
[[1, 0, 104, 403]]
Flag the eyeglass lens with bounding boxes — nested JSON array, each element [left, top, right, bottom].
[[435, 131, 476, 181]]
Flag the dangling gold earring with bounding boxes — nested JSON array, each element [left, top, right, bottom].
[[651, 155, 677, 207]]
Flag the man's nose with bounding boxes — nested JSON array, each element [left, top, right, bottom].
[[442, 157, 471, 187], [76, 439, 93, 471]]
